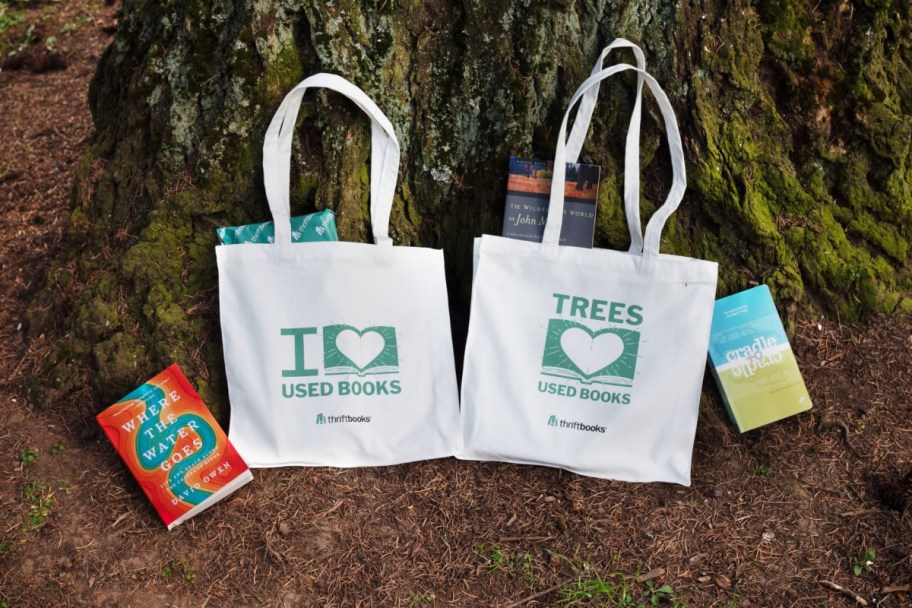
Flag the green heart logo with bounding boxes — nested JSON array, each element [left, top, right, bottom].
[[322, 325, 399, 377], [541, 319, 640, 386]]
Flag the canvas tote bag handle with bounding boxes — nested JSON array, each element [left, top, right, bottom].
[[263, 73, 401, 252], [565, 38, 647, 253], [543, 64, 685, 258]]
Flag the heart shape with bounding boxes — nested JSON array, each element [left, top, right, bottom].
[[559, 327, 625, 376], [335, 329, 385, 370]]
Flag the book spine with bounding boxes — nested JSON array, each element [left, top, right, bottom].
[[708, 359, 742, 431]]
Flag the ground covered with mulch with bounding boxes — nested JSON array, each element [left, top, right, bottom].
[[0, 2, 910, 606]]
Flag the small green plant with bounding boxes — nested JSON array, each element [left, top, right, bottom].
[[755, 465, 772, 475], [23, 480, 53, 530], [8, 21, 35, 56], [854, 420, 866, 433], [18, 447, 39, 465], [643, 580, 675, 605], [559, 574, 622, 606], [849, 264, 865, 280], [558, 564, 688, 608], [161, 561, 197, 584], [475, 544, 537, 585], [853, 549, 875, 576], [408, 595, 434, 604], [0, 3, 24, 42], [23, 480, 42, 501], [516, 552, 537, 585], [26, 499, 52, 529], [50, 441, 66, 456], [59, 14, 89, 34], [477, 543, 508, 571], [0, 540, 11, 556]]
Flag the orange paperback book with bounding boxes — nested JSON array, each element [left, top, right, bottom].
[[97, 364, 252, 530]]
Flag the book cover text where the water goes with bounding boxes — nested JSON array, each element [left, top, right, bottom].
[[97, 364, 252, 530]]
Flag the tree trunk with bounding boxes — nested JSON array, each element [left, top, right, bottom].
[[29, 0, 912, 414]]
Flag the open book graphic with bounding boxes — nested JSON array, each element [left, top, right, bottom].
[[541, 319, 640, 386], [323, 325, 399, 376]]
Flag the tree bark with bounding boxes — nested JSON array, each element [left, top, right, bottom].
[[29, 0, 912, 414]]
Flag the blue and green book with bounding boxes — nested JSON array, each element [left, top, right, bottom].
[[217, 209, 338, 245], [708, 285, 812, 432]]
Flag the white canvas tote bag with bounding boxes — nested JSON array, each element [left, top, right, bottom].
[[458, 64, 719, 485], [218, 73, 460, 468]]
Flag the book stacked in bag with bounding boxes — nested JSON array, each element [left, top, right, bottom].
[[502, 157, 601, 248]]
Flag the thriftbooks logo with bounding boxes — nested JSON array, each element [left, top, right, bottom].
[[546, 414, 606, 433], [316, 413, 371, 424], [538, 293, 642, 405], [280, 324, 402, 401]]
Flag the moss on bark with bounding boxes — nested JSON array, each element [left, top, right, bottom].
[[29, 0, 912, 417]]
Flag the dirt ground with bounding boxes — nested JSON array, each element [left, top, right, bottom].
[[0, 2, 910, 607]]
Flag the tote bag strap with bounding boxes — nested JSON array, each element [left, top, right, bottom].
[[565, 38, 647, 253], [542, 64, 685, 258], [262, 73, 400, 254]]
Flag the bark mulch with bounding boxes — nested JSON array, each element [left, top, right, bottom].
[[0, 2, 909, 606]]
